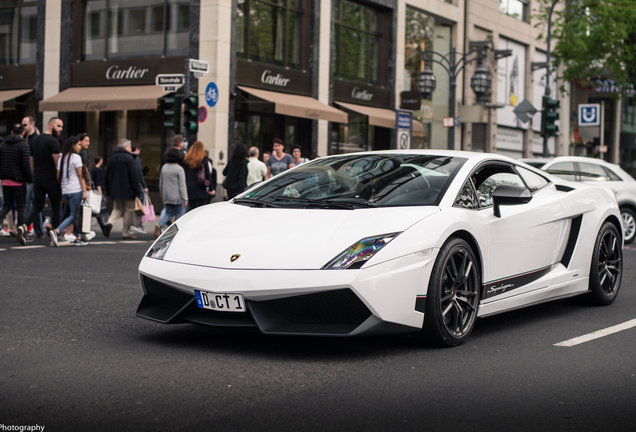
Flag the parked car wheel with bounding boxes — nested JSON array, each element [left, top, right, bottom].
[[620, 208, 636, 244]]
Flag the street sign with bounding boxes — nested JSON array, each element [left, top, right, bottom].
[[156, 74, 185, 86], [199, 106, 208, 123], [189, 59, 209, 74], [395, 110, 412, 150], [205, 82, 219, 108], [513, 98, 538, 124], [579, 103, 600, 127]]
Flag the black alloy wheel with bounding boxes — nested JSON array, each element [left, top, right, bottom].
[[424, 238, 480, 347], [589, 222, 622, 305]]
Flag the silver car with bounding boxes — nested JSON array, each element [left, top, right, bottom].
[[522, 156, 636, 244]]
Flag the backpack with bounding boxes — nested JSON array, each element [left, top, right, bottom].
[[197, 162, 210, 187]]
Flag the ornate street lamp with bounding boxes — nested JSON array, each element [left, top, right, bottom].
[[415, 43, 491, 149], [416, 66, 436, 98], [470, 63, 491, 97]]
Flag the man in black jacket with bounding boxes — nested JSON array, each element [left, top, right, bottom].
[[0, 123, 32, 244], [103, 138, 143, 239]]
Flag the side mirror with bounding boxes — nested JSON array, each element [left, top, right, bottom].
[[492, 184, 532, 217]]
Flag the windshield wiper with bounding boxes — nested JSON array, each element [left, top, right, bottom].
[[321, 199, 376, 209], [233, 198, 282, 208], [272, 196, 374, 209]]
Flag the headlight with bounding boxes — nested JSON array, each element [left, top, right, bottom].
[[147, 224, 179, 260], [323, 232, 401, 269]]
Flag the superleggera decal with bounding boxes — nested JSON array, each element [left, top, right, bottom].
[[483, 264, 559, 299]]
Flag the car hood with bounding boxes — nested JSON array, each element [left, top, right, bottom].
[[162, 203, 440, 269]]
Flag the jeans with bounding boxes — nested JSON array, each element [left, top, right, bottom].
[[26, 183, 44, 234], [57, 191, 83, 234], [158, 203, 185, 227], [0, 185, 27, 227]]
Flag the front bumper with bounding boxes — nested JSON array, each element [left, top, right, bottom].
[[136, 252, 436, 336]]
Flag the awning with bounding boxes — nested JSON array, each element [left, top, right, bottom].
[[0, 89, 32, 112], [39, 85, 174, 112], [334, 101, 396, 129], [238, 86, 348, 123]]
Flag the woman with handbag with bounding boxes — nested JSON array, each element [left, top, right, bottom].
[[51, 136, 88, 246], [182, 141, 212, 212]]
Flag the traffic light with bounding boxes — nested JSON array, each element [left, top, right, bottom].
[[163, 95, 182, 134], [183, 95, 199, 133], [541, 96, 560, 137]]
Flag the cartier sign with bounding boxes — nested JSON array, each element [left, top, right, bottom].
[[71, 57, 185, 87], [105, 65, 150, 80], [333, 79, 391, 108], [237, 59, 312, 96]]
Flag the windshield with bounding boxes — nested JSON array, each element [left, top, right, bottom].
[[236, 153, 466, 208]]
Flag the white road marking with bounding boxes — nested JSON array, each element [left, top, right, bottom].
[[554, 319, 636, 347], [10, 245, 46, 250]]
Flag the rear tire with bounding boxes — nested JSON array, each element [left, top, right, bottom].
[[620, 208, 636, 244], [423, 238, 480, 347], [589, 222, 622, 305]]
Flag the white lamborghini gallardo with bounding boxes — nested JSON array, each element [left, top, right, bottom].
[[137, 150, 623, 346]]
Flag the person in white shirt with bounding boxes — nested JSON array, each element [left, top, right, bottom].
[[246, 147, 267, 186], [52, 136, 88, 246]]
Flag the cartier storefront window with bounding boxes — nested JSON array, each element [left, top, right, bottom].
[[81, 0, 189, 61], [237, 0, 309, 70], [0, 0, 37, 65], [403, 6, 451, 150], [333, 0, 386, 86]]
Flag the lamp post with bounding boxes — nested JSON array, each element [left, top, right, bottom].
[[415, 44, 491, 149]]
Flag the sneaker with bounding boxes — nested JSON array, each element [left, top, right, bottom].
[[84, 231, 96, 241], [131, 225, 148, 234], [73, 239, 88, 246], [0, 229, 10, 237], [48, 228, 59, 247], [103, 223, 112, 237], [63, 233, 76, 242], [43, 217, 51, 228], [154, 225, 162, 239], [16, 225, 27, 246]]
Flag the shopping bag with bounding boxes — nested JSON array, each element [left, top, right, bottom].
[[198, 162, 210, 187], [74, 200, 93, 234], [134, 196, 145, 216], [88, 190, 102, 214], [141, 192, 156, 223]]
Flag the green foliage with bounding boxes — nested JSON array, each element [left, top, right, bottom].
[[535, 0, 636, 98]]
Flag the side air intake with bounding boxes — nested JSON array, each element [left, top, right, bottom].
[[561, 215, 582, 268]]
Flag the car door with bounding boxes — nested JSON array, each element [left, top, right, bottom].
[[472, 162, 568, 302]]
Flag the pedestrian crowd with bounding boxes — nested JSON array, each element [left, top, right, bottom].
[[1, 117, 310, 246]]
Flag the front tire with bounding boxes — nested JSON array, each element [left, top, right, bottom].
[[424, 238, 480, 347], [620, 208, 636, 244], [589, 222, 622, 305]]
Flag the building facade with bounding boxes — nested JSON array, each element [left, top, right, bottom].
[[5, 0, 579, 192]]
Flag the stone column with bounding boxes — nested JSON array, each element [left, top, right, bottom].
[[198, 0, 233, 180], [42, 0, 62, 126], [316, 0, 333, 158]]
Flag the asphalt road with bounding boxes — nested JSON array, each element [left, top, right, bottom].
[[1, 232, 635, 432]]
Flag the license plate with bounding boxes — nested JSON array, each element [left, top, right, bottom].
[[195, 290, 246, 312]]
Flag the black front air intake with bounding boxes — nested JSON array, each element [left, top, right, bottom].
[[248, 289, 372, 335]]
